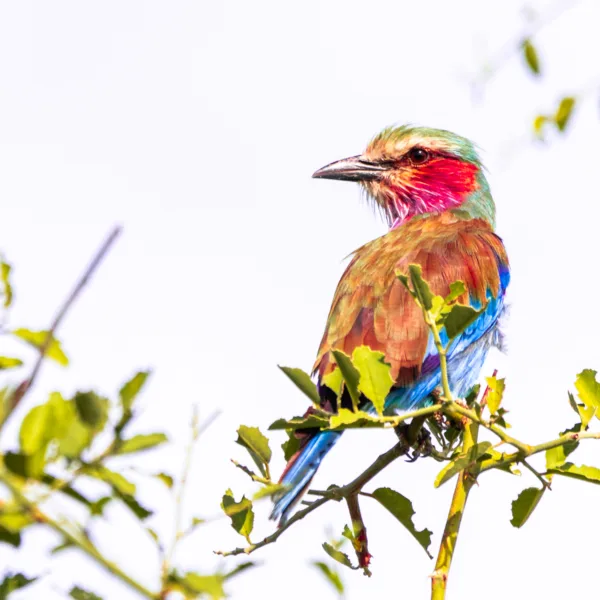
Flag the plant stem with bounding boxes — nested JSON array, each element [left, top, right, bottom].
[[443, 402, 530, 453], [431, 418, 479, 600], [478, 431, 600, 474], [346, 493, 371, 575], [215, 497, 330, 557], [0, 468, 159, 599], [217, 438, 412, 557], [424, 313, 452, 401]]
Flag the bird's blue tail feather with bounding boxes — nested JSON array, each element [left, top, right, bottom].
[[270, 430, 341, 524]]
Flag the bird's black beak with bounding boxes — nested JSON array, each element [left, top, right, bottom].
[[312, 155, 386, 182]]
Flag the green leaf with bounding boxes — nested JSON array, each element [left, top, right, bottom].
[[236, 426, 272, 477], [119, 370, 151, 413], [329, 408, 384, 429], [281, 431, 301, 461], [116, 491, 152, 520], [522, 38, 540, 75], [5, 451, 46, 479], [371, 487, 433, 558], [0, 573, 36, 598], [252, 483, 287, 501], [155, 472, 174, 488], [510, 487, 545, 528], [0, 258, 13, 308], [221, 489, 254, 542], [0, 511, 32, 534], [74, 392, 109, 431], [574, 369, 600, 427], [19, 403, 52, 455], [331, 350, 360, 410], [546, 423, 580, 471], [269, 414, 329, 431], [223, 561, 256, 581], [313, 562, 344, 595], [434, 442, 492, 487], [176, 573, 225, 600], [42, 475, 93, 506], [568, 391, 579, 414], [555, 96, 576, 132], [322, 542, 357, 570], [352, 346, 394, 416], [278, 366, 320, 405], [408, 264, 434, 310], [49, 393, 94, 459], [444, 304, 481, 340], [84, 465, 136, 496], [69, 586, 103, 600], [0, 526, 21, 548], [485, 376, 505, 415], [12, 328, 68, 366], [533, 115, 549, 140], [322, 367, 343, 396], [445, 281, 466, 303], [89, 497, 112, 516], [548, 462, 600, 485], [545, 426, 579, 470], [0, 357, 23, 370], [116, 433, 168, 455]]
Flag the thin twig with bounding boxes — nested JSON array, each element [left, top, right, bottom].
[[161, 408, 219, 586], [215, 497, 330, 557], [4, 226, 122, 421], [346, 493, 371, 576], [478, 431, 600, 474], [521, 458, 552, 490], [216, 438, 412, 557]]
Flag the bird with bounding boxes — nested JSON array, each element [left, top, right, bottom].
[[271, 125, 510, 524]]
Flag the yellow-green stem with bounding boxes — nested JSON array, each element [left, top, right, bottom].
[[425, 313, 452, 401], [431, 418, 479, 600]]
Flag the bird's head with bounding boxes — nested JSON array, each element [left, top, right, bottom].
[[313, 125, 495, 229]]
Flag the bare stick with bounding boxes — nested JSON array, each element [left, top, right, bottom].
[[5, 226, 122, 418]]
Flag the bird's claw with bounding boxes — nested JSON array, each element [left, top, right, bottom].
[[394, 423, 433, 463], [405, 428, 433, 462]]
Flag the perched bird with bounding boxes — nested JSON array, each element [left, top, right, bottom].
[[271, 125, 510, 523]]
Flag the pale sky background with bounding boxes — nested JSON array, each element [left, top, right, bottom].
[[1, 1, 600, 598]]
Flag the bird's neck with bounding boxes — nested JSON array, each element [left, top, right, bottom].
[[390, 171, 496, 230], [456, 171, 496, 226]]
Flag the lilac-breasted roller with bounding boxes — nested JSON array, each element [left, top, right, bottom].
[[271, 126, 510, 523]]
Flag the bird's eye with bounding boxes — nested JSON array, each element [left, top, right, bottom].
[[408, 148, 429, 165]]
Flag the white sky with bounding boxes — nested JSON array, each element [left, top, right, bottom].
[[1, 1, 600, 598]]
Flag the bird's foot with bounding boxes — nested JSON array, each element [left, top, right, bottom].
[[405, 427, 433, 462], [394, 423, 433, 462]]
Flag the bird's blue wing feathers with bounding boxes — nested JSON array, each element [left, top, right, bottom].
[[386, 262, 510, 412]]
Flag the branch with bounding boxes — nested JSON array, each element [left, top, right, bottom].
[[214, 497, 330, 557], [431, 417, 479, 599], [441, 401, 530, 454], [346, 493, 371, 575], [216, 437, 412, 557], [478, 430, 600, 474], [0, 467, 159, 599], [3, 226, 122, 421]]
